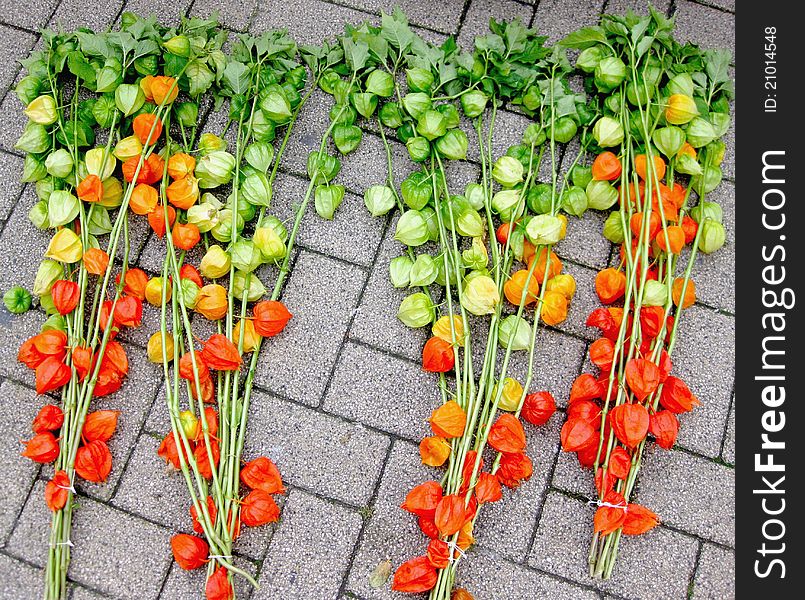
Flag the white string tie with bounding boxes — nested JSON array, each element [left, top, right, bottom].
[[50, 540, 74, 548], [447, 540, 466, 563], [588, 499, 628, 511], [207, 554, 232, 560]]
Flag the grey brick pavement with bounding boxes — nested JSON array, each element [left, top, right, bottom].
[[0, 1, 735, 599]]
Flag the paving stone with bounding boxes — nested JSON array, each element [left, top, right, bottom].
[[116, 300, 170, 349], [0, 553, 42, 599], [276, 89, 331, 179], [457, 0, 535, 49], [109, 433, 188, 530], [692, 542, 735, 600], [674, 1, 735, 59], [0, 302, 43, 385], [637, 447, 735, 547], [455, 548, 600, 600], [69, 585, 108, 600], [344, 440, 438, 600], [474, 412, 561, 562], [323, 341, 440, 441], [348, 219, 436, 362], [533, 0, 605, 44], [502, 329, 587, 409], [49, 0, 123, 30], [0, 381, 42, 543], [0, 0, 57, 30], [190, 0, 257, 31], [270, 171, 386, 267], [606, 0, 672, 13], [7, 482, 172, 600], [244, 389, 391, 506], [253, 250, 366, 405], [338, 0, 464, 34], [697, 0, 735, 12], [0, 91, 27, 154], [160, 556, 257, 600], [111, 433, 275, 561], [254, 489, 362, 600], [0, 151, 25, 220], [672, 306, 735, 457], [338, 132, 418, 199], [555, 260, 602, 342], [721, 104, 735, 180], [251, 0, 376, 46], [528, 491, 699, 599], [685, 181, 735, 313], [722, 397, 734, 464], [555, 210, 611, 270], [0, 190, 45, 302], [122, 0, 192, 24], [550, 436, 598, 498]]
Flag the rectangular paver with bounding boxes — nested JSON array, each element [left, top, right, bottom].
[[244, 388, 391, 506], [693, 542, 735, 599], [253, 250, 366, 406], [6, 482, 172, 600], [254, 488, 362, 599]]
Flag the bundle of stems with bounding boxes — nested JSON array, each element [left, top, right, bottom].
[[558, 8, 733, 579], [152, 30, 354, 597], [12, 17, 214, 597]]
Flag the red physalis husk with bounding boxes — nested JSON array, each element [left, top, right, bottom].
[[649, 410, 680, 449], [475, 472, 503, 504], [521, 391, 556, 425], [194, 439, 220, 479], [171, 533, 209, 571], [428, 400, 466, 438], [32, 405, 64, 433], [158, 432, 191, 470], [195, 407, 219, 442], [567, 399, 602, 425], [593, 490, 628, 535], [240, 489, 280, 527], [608, 446, 632, 480], [560, 417, 597, 452], [426, 538, 451, 569], [180, 264, 203, 288], [421, 336, 455, 373], [22, 432, 60, 463], [459, 451, 482, 494], [487, 413, 526, 454], [660, 376, 701, 413], [418, 516, 439, 539], [608, 403, 650, 449], [51, 280, 80, 315], [190, 496, 217, 535], [179, 352, 211, 382], [74, 440, 112, 482], [595, 467, 617, 496], [589, 338, 615, 371], [434, 494, 466, 537], [72, 345, 93, 381], [100, 340, 129, 377], [622, 503, 660, 535], [252, 300, 292, 337], [624, 358, 661, 402], [240, 457, 284, 494], [569, 373, 603, 403], [496, 452, 533, 489], [200, 334, 242, 371], [35, 356, 71, 395], [113, 295, 143, 327], [206, 566, 233, 600], [45, 470, 71, 512], [81, 410, 120, 443], [401, 481, 443, 519], [392, 556, 438, 593]]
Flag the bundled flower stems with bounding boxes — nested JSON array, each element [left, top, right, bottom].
[[12, 16, 212, 598], [6, 6, 732, 598], [558, 8, 733, 579], [348, 13, 603, 598]]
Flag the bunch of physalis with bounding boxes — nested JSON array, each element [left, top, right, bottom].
[[347, 16, 593, 598], [12, 14, 226, 598], [557, 7, 733, 579], [147, 29, 332, 599]]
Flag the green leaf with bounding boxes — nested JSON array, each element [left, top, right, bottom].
[[74, 32, 115, 59], [380, 8, 415, 52], [704, 49, 732, 85], [66, 52, 96, 86], [186, 59, 215, 97], [560, 27, 608, 49], [223, 61, 250, 95], [343, 38, 370, 73]]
